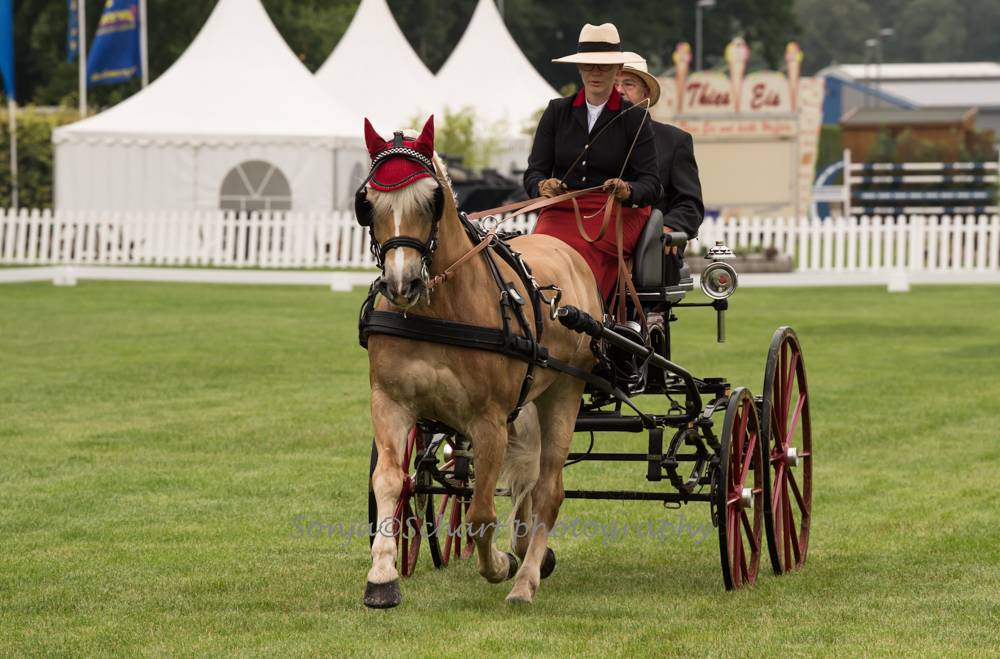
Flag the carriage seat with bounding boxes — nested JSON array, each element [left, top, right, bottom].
[[632, 209, 694, 306]]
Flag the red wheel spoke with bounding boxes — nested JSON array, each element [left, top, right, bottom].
[[739, 538, 750, 584], [782, 351, 799, 421], [788, 469, 808, 516], [784, 489, 802, 565], [727, 494, 741, 506], [730, 511, 741, 589], [771, 463, 785, 513], [740, 509, 758, 553], [739, 431, 757, 486], [737, 401, 750, 451], [786, 391, 807, 442]]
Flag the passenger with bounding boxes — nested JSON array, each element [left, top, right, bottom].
[[615, 58, 705, 242], [523, 23, 660, 302]]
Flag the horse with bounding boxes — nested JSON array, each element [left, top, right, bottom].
[[360, 116, 604, 607]]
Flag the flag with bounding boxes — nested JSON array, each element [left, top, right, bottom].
[[86, 0, 141, 87], [0, 0, 15, 100], [67, 0, 80, 63]]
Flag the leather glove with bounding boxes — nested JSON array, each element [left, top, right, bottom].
[[602, 178, 631, 202], [662, 225, 679, 256], [539, 178, 566, 198]]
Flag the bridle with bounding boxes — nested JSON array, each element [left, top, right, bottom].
[[354, 131, 445, 280]]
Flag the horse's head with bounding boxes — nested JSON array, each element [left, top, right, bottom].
[[355, 116, 446, 309]]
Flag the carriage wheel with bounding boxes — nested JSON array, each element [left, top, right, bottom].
[[431, 436, 475, 567], [761, 327, 813, 575], [716, 387, 767, 591], [367, 427, 428, 578]]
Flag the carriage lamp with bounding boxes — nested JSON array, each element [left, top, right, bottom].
[[701, 242, 738, 343], [701, 242, 738, 300]]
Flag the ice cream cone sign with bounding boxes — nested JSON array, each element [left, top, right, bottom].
[[725, 37, 749, 112], [785, 42, 803, 112], [673, 43, 692, 113]]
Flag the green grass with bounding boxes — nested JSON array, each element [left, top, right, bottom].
[[1, 281, 998, 657]]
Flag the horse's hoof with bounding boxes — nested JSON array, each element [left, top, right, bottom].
[[505, 552, 520, 580], [363, 580, 402, 609], [505, 589, 534, 605], [540, 547, 557, 579]]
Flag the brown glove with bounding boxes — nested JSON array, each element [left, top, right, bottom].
[[539, 178, 566, 198], [602, 178, 631, 202]]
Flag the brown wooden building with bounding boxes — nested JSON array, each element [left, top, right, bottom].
[[840, 107, 982, 162]]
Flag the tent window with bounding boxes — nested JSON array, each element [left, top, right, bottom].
[[220, 161, 292, 212]]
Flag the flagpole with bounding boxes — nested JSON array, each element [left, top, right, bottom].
[[7, 97, 16, 208], [78, 0, 87, 116], [139, 0, 148, 87]]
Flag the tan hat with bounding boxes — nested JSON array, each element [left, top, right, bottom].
[[620, 55, 661, 107], [553, 23, 634, 65]]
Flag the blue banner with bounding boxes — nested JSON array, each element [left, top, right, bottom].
[[67, 0, 80, 63], [86, 0, 141, 87], [0, 0, 14, 100]]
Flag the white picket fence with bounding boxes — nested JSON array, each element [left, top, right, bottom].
[[1, 208, 999, 274]]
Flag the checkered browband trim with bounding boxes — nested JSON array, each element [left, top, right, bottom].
[[369, 146, 434, 171]]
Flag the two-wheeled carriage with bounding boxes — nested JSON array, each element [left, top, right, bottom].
[[366, 208, 812, 591]]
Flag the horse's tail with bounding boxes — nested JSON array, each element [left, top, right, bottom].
[[501, 402, 541, 522]]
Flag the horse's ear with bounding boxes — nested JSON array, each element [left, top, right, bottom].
[[415, 115, 435, 154], [364, 118, 386, 156]]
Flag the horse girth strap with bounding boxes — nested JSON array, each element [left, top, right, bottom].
[[359, 309, 651, 424]]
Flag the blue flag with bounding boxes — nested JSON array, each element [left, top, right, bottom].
[[86, 0, 141, 87], [67, 0, 80, 63], [0, 0, 15, 100]]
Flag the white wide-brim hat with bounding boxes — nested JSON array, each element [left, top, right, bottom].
[[553, 23, 634, 65], [621, 54, 661, 107]]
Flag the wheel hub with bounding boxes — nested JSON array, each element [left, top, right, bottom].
[[741, 487, 753, 510], [785, 447, 800, 468]]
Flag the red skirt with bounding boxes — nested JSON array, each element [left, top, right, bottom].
[[533, 192, 651, 300]]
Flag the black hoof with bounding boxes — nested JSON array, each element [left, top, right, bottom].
[[505, 552, 520, 580], [364, 580, 402, 609], [540, 547, 557, 579]]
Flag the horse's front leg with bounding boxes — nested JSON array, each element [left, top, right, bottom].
[[364, 389, 414, 609], [466, 414, 518, 584]]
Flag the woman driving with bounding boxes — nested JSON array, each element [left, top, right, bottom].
[[523, 23, 660, 303]]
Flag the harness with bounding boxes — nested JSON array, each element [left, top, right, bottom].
[[356, 124, 654, 424]]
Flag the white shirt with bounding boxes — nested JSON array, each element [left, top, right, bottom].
[[585, 100, 606, 132]]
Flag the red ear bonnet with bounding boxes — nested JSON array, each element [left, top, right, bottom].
[[363, 115, 437, 192]]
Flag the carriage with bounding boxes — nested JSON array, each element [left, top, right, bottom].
[[364, 205, 813, 593]]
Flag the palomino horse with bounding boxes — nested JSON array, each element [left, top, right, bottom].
[[361, 116, 603, 607]]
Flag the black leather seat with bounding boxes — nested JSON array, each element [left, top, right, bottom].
[[632, 209, 693, 305]]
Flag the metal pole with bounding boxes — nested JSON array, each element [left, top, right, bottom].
[[695, 3, 703, 71], [78, 0, 87, 116], [7, 97, 16, 208], [139, 0, 148, 87]]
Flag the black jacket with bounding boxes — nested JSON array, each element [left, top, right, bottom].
[[651, 120, 705, 238], [524, 90, 660, 207]]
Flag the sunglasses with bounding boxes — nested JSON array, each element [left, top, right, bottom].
[[579, 63, 616, 72]]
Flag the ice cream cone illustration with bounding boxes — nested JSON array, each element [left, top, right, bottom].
[[725, 37, 749, 112], [673, 42, 692, 113], [785, 41, 803, 112]]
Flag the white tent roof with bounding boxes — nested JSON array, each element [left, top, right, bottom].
[[315, 0, 438, 132], [834, 62, 1000, 82], [55, 0, 357, 145], [435, 0, 557, 136]]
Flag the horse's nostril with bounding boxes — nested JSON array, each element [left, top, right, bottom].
[[403, 278, 424, 298]]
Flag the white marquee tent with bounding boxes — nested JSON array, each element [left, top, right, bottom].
[[315, 0, 439, 133], [54, 0, 367, 212], [435, 0, 558, 137]]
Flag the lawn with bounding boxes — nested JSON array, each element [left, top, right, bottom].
[[1, 281, 998, 657]]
